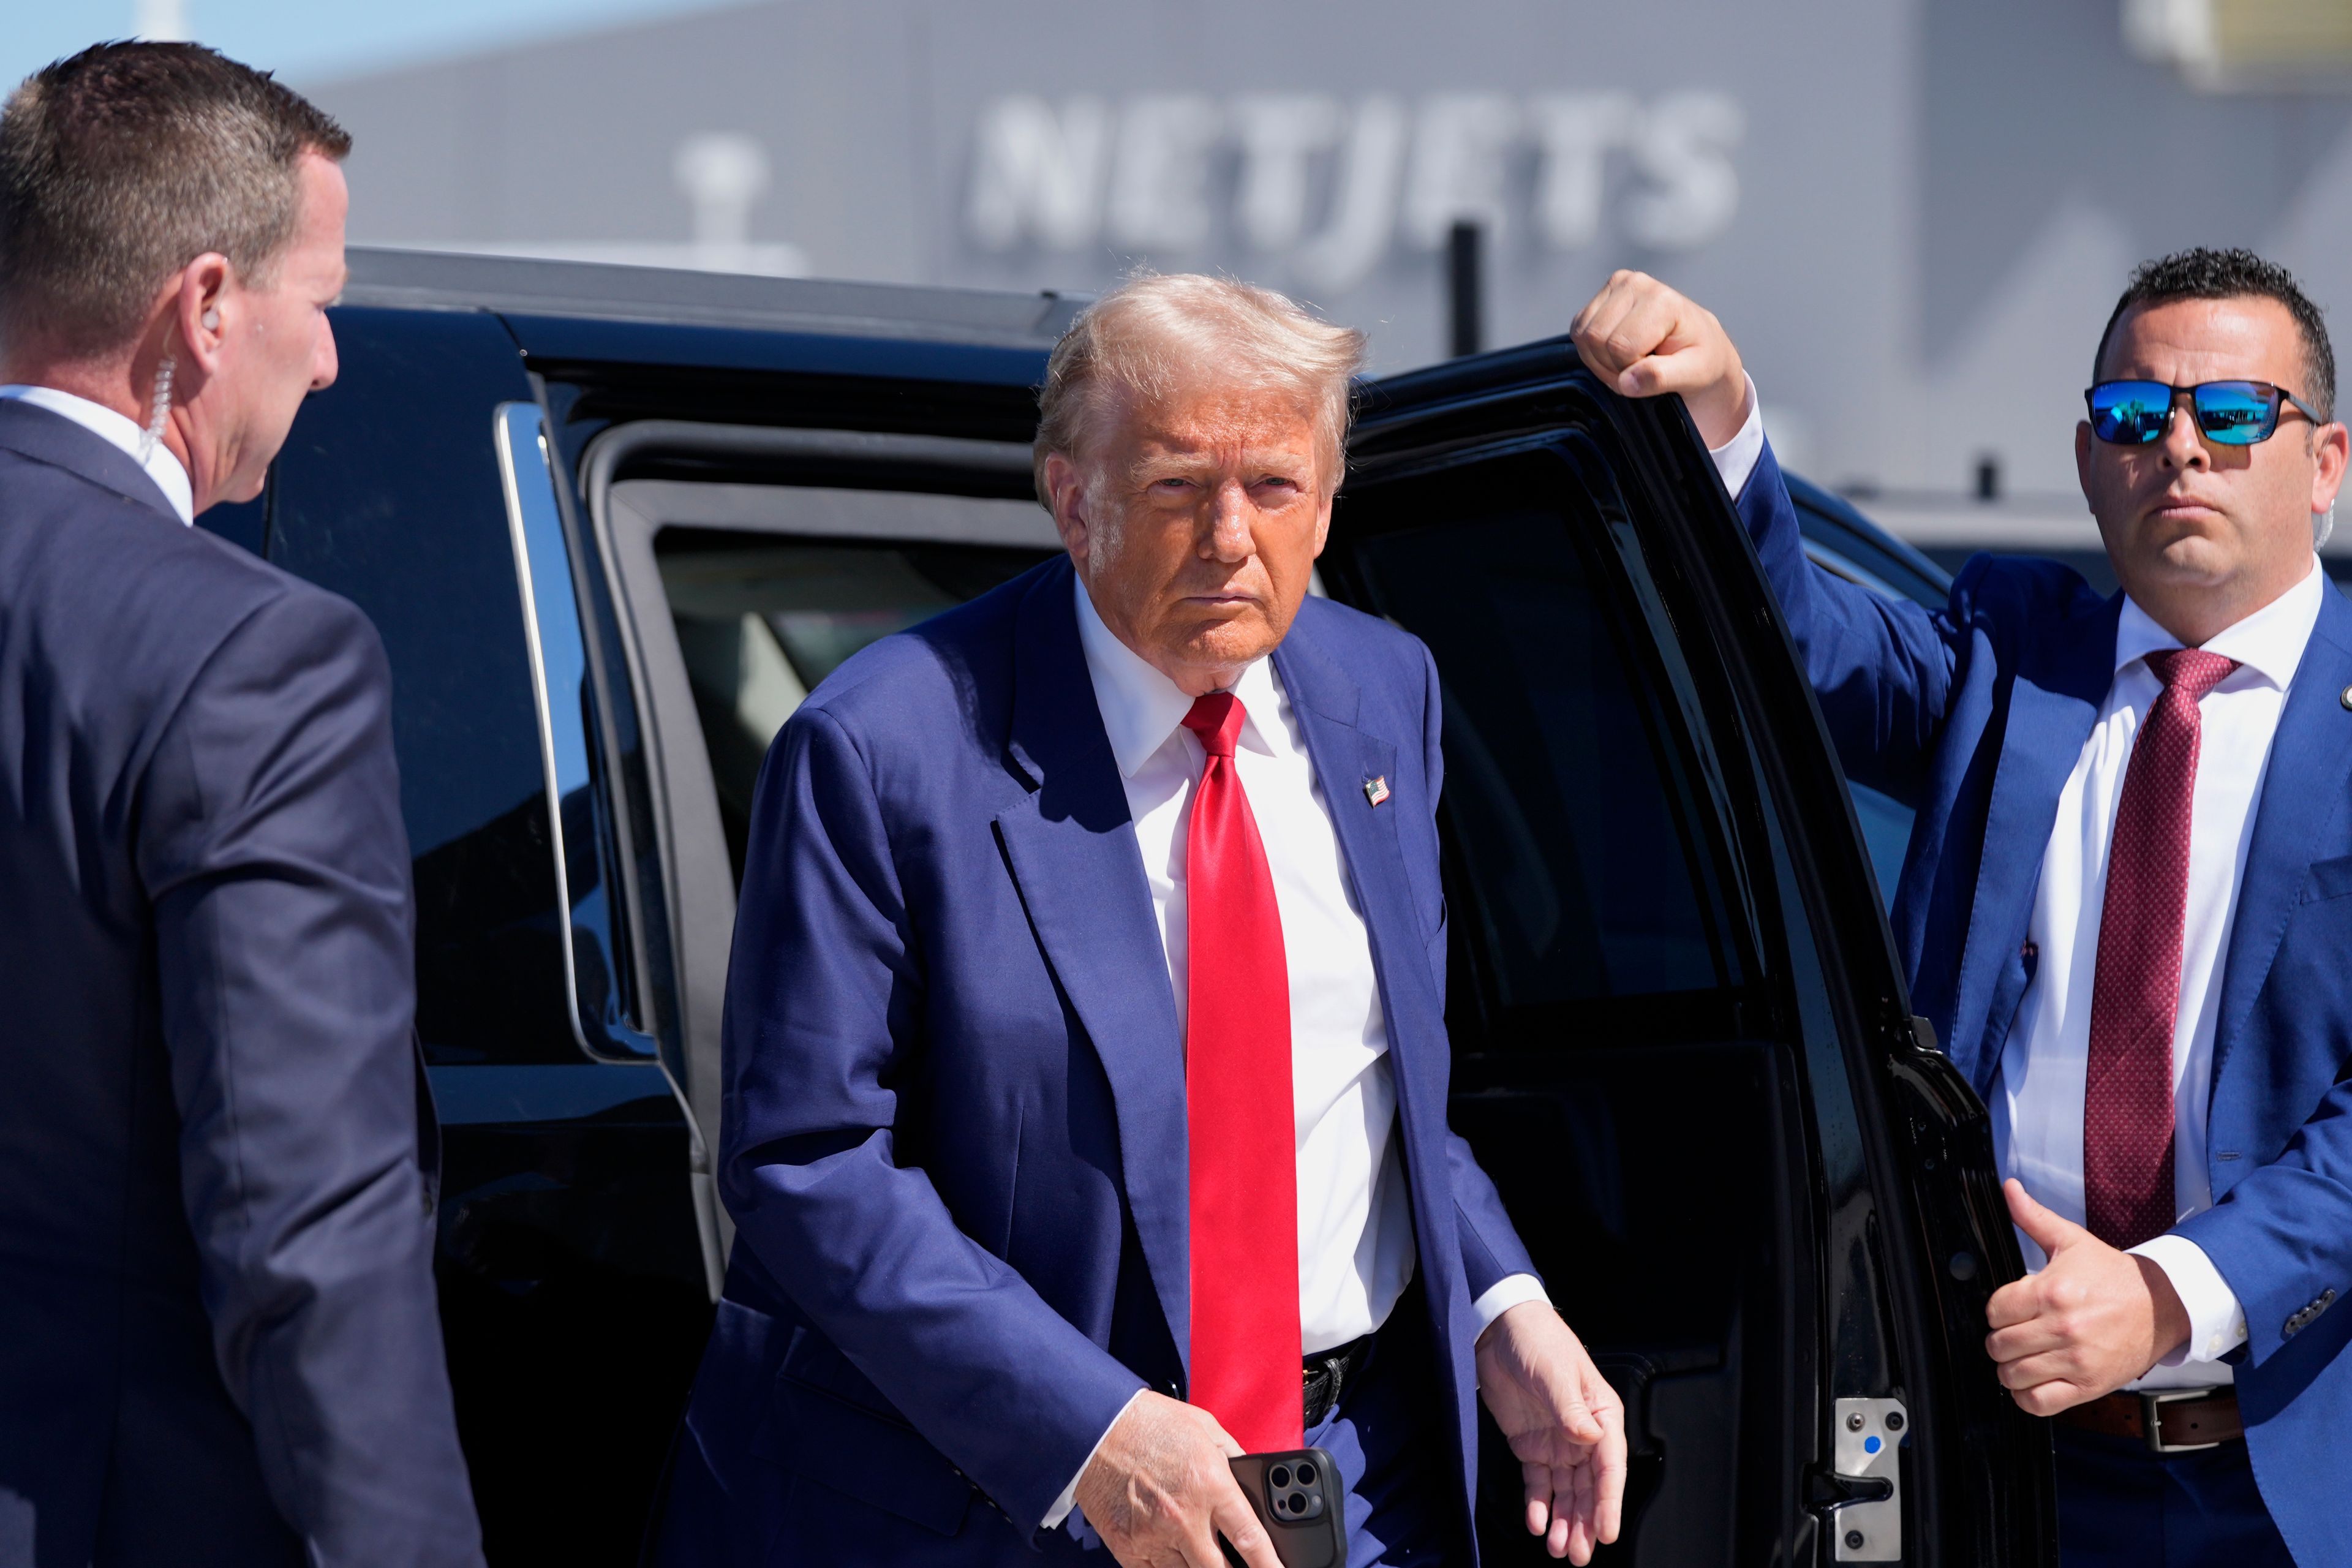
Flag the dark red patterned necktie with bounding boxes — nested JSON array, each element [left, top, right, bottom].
[[1178, 692, 1302, 1452], [2082, 648, 2238, 1250]]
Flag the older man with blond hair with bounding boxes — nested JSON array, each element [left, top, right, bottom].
[[655, 274, 1626, 1568]]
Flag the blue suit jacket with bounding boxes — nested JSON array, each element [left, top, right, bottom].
[[1740, 440, 2352, 1562], [663, 554, 1536, 1564], [0, 402, 481, 1566]]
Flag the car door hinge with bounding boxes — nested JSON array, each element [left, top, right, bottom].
[[1826, 1396, 1905, 1562]]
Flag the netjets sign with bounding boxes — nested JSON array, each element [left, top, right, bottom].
[[965, 92, 1745, 292]]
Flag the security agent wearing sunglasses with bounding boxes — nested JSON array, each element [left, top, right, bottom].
[[1574, 248, 2352, 1568]]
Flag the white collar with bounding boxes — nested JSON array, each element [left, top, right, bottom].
[[0, 383, 195, 526], [1071, 570, 1289, 777], [2115, 556, 2326, 692]]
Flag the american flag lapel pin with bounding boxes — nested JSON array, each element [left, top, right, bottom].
[[1363, 775, 1390, 807]]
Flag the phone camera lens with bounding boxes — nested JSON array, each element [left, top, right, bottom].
[[1294, 1461, 1317, 1487], [1268, 1465, 1291, 1489]]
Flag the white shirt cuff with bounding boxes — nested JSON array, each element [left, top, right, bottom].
[[2129, 1234, 2249, 1366], [1706, 372, 1766, 500], [1471, 1273, 1551, 1338], [1045, 1387, 1150, 1532]]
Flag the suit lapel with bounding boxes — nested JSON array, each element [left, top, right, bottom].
[[1270, 633, 1430, 1035], [1269, 627, 1453, 1250], [990, 560, 1195, 1366], [1951, 594, 2121, 1092], [2210, 589, 2352, 1106], [1273, 623, 1480, 1510]]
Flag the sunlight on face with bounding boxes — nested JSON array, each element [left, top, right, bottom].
[[2079, 295, 2346, 634], [214, 152, 347, 503], [1056, 374, 1332, 695]]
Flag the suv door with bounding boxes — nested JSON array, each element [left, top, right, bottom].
[[1319, 341, 2056, 1567], [521, 312, 1066, 1256], [212, 305, 717, 1563]]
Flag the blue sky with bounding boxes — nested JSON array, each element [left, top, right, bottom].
[[1, 0, 742, 92]]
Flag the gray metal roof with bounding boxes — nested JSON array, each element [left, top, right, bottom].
[[342, 246, 1086, 347]]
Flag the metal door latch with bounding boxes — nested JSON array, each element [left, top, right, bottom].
[[1830, 1397, 1905, 1562]]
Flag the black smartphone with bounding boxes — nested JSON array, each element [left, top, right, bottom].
[[1219, 1447, 1345, 1568]]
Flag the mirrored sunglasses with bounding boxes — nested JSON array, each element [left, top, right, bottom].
[[2085, 379, 2322, 447]]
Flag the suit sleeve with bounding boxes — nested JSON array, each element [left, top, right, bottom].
[[1736, 437, 1962, 804], [721, 704, 1146, 1536], [1412, 642, 1542, 1302], [135, 588, 483, 1568], [2174, 1083, 2352, 1373]]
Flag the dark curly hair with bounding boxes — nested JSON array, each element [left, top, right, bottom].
[[2094, 247, 2335, 420]]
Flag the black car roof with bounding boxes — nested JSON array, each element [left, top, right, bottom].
[[341, 246, 1087, 350]]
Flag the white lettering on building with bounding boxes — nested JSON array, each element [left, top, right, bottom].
[[966, 91, 1745, 288]]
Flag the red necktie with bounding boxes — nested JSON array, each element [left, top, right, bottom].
[[2082, 648, 2238, 1250], [1179, 692, 1302, 1452]]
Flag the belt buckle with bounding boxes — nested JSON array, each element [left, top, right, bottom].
[[2139, 1387, 2225, 1455]]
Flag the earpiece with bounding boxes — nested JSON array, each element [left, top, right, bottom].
[[201, 307, 220, 331]]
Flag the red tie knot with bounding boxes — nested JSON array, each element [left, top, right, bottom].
[[2145, 647, 2239, 704], [1182, 691, 1246, 758]]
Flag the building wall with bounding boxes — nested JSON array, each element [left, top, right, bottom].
[[310, 0, 2352, 502]]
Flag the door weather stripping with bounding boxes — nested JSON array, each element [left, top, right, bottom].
[[1830, 1397, 1905, 1562]]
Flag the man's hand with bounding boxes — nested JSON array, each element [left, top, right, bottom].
[[1984, 1178, 2193, 1415], [1569, 270, 1751, 448], [1476, 1302, 1627, 1564], [1073, 1392, 1281, 1568]]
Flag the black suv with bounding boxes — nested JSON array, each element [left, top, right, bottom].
[[197, 249, 2051, 1567]]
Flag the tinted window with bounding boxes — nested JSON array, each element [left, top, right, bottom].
[[266, 307, 576, 1063], [655, 528, 1053, 878], [1333, 449, 1749, 1020]]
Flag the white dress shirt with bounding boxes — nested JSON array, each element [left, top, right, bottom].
[[0, 383, 194, 525], [1710, 385, 2299, 1385], [1992, 565, 2322, 1382], [1048, 575, 1545, 1529]]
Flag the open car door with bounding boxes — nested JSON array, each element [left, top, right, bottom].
[[1321, 341, 2059, 1567]]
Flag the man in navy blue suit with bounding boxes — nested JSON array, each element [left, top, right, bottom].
[[1575, 254, 2352, 1565], [0, 43, 481, 1566], [657, 274, 1627, 1567]]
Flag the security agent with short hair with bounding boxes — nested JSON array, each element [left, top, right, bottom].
[[0, 43, 483, 1567], [1578, 252, 2352, 1564]]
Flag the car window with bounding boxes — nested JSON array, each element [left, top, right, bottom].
[[655, 529, 1054, 879], [265, 308, 577, 1063], [1332, 450, 1751, 1025]]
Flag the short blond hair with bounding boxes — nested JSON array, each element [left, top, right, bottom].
[[0, 42, 350, 356], [1034, 273, 1367, 503]]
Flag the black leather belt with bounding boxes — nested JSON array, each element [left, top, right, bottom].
[[1302, 1334, 1374, 1429], [2052, 1387, 2242, 1453]]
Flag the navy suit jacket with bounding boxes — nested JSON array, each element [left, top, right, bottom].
[[1740, 439, 2352, 1562], [0, 401, 482, 1566], [663, 554, 1536, 1565]]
